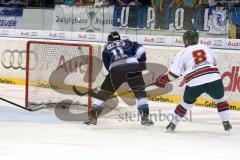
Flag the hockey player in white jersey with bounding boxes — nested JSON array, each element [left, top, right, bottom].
[[155, 30, 232, 131]]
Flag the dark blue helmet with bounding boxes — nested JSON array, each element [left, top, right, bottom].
[[107, 31, 121, 42]]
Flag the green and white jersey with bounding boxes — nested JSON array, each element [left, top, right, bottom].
[[169, 44, 221, 87]]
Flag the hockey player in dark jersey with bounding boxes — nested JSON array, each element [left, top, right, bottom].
[[84, 31, 154, 126]]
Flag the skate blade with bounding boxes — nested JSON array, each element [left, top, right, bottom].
[[165, 128, 175, 133], [81, 125, 95, 129], [81, 123, 96, 129], [224, 130, 231, 135]]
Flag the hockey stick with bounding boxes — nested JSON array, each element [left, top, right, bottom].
[[73, 82, 155, 99], [0, 97, 45, 112], [117, 82, 155, 97], [72, 86, 97, 96], [72, 86, 105, 100]]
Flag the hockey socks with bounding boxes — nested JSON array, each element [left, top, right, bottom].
[[172, 104, 188, 125], [138, 104, 154, 126], [216, 101, 230, 122], [216, 101, 232, 131]]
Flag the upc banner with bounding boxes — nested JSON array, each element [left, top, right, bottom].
[[0, 7, 23, 29], [53, 5, 231, 34], [113, 5, 155, 29]]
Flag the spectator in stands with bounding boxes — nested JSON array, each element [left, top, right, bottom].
[[137, 0, 151, 6], [28, 0, 41, 7], [230, 2, 240, 39], [183, 0, 194, 30], [64, 0, 76, 6], [55, 0, 93, 6], [192, 0, 209, 31], [94, 0, 114, 7], [172, 0, 182, 22], [54, 0, 64, 5], [160, 0, 175, 30], [0, 0, 26, 7], [151, 0, 161, 29], [115, 0, 136, 6], [75, 0, 82, 6], [28, 0, 54, 7], [81, 0, 94, 5], [43, 0, 54, 7]]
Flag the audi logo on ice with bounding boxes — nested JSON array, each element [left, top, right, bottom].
[[1, 49, 38, 70], [212, 40, 224, 47]]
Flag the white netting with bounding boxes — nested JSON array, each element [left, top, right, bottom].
[[26, 41, 102, 109]]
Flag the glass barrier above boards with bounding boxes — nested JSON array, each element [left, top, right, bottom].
[[0, 0, 239, 49]]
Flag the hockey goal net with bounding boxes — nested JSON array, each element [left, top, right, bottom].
[[26, 41, 102, 111]]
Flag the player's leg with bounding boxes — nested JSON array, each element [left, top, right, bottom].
[[84, 72, 123, 125], [166, 85, 205, 131], [85, 64, 145, 125], [206, 79, 232, 131], [127, 72, 154, 126]]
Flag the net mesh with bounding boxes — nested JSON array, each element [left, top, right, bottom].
[[26, 41, 102, 109]]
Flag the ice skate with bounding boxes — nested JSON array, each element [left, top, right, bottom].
[[84, 107, 103, 125], [223, 121, 232, 131], [166, 122, 176, 131]]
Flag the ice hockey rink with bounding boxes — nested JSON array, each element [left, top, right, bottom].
[[0, 83, 240, 160]]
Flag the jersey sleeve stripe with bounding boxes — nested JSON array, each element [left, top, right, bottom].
[[135, 46, 146, 59]]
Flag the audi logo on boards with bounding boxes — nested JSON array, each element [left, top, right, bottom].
[[1, 49, 38, 70], [212, 40, 224, 47], [0, 30, 9, 36]]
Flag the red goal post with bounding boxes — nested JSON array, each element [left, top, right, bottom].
[[25, 41, 95, 111]]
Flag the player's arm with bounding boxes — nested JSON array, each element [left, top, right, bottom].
[[155, 50, 184, 87], [133, 41, 147, 70], [102, 50, 111, 71]]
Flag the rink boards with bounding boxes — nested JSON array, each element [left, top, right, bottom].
[[0, 37, 239, 110]]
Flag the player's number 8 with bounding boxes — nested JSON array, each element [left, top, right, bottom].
[[192, 49, 207, 64]]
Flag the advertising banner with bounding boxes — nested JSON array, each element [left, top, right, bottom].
[[0, 7, 23, 29], [50, 5, 240, 50], [52, 5, 114, 32]]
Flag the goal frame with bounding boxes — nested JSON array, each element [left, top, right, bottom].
[[25, 41, 93, 111]]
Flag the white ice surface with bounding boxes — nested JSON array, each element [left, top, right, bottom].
[[0, 84, 240, 160]]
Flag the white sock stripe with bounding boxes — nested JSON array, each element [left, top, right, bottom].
[[219, 110, 229, 122], [172, 113, 182, 125], [135, 46, 146, 59], [93, 99, 104, 106], [136, 98, 148, 106], [181, 101, 193, 110], [214, 96, 226, 104]]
